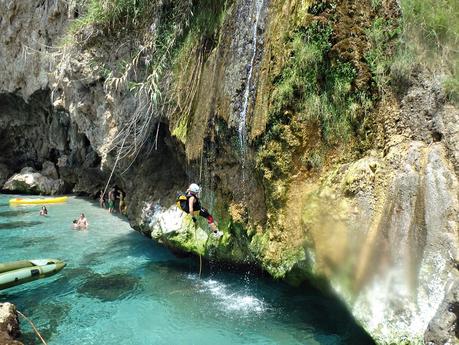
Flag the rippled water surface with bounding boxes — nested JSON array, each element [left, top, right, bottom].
[[0, 195, 372, 344]]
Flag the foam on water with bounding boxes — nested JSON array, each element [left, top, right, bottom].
[[189, 276, 266, 315]]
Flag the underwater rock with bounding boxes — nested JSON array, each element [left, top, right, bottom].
[[0, 303, 23, 345], [77, 273, 139, 302], [3, 167, 64, 195]]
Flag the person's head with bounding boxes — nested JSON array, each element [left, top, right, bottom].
[[73, 219, 77, 224], [188, 183, 201, 196], [42, 206, 46, 210], [80, 213, 85, 218]]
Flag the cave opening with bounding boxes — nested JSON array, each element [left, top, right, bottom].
[[0, 89, 103, 192]]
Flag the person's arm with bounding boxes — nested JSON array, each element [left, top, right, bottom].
[[188, 196, 196, 222]]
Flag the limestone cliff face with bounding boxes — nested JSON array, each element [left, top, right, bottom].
[[0, 0, 457, 343], [0, 1, 104, 193]]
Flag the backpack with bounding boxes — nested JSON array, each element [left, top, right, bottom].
[[176, 192, 189, 212]]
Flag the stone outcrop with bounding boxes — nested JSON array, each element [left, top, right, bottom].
[[0, 303, 23, 345], [3, 167, 64, 195]]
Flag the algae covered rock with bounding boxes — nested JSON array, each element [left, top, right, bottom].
[[141, 202, 209, 256], [140, 201, 255, 264]]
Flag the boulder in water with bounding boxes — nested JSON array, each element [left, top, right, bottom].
[[3, 167, 64, 195]]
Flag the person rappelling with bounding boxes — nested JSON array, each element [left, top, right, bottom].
[[177, 183, 223, 238]]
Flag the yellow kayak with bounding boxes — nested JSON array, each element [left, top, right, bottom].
[[9, 196, 69, 205]]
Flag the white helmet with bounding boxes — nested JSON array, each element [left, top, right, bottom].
[[188, 183, 201, 194]]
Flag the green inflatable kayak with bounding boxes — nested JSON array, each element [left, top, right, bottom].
[[0, 259, 65, 290]]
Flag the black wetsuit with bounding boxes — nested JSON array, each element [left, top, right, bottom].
[[184, 192, 214, 224]]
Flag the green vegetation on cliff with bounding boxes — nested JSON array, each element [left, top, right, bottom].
[[65, 0, 228, 160], [367, 0, 458, 101], [257, 18, 373, 208], [69, 0, 153, 34], [398, 0, 458, 101]]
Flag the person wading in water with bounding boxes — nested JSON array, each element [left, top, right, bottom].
[[177, 183, 223, 238]]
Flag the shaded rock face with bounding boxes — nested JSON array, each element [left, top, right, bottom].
[[0, 90, 103, 193], [0, 303, 23, 345], [0, 0, 101, 193]]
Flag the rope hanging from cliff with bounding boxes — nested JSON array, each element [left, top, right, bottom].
[[102, 133, 128, 197], [17, 310, 48, 345]]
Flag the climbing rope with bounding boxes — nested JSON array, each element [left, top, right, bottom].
[[17, 310, 48, 345], [102, 133, 128, 197]]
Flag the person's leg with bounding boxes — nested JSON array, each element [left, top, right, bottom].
[[199, 208, 220, 234]]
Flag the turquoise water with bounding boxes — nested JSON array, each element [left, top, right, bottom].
[[0, 195, 373, 345]]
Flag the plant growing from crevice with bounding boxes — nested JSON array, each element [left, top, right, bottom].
[[365, 18, 400, 94]]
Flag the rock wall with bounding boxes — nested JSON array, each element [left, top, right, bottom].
[[0, 0, 457, 344]]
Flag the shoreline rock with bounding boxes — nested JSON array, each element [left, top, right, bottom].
[[0, 303, 23, 345], [3, 166, 64, 195]]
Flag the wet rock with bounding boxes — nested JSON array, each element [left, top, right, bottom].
[[142, 202, 208, 256], [0, 303, 23, 345], [3, 167, 64, 195]]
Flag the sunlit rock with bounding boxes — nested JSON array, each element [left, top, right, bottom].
[[3, 167, 64, 195]]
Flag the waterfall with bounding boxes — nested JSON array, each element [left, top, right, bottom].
[[238, 0, 264, 149]]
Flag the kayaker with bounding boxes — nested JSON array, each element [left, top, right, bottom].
[[39, 206, 48, 216], [177, 183, 223, 238]]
